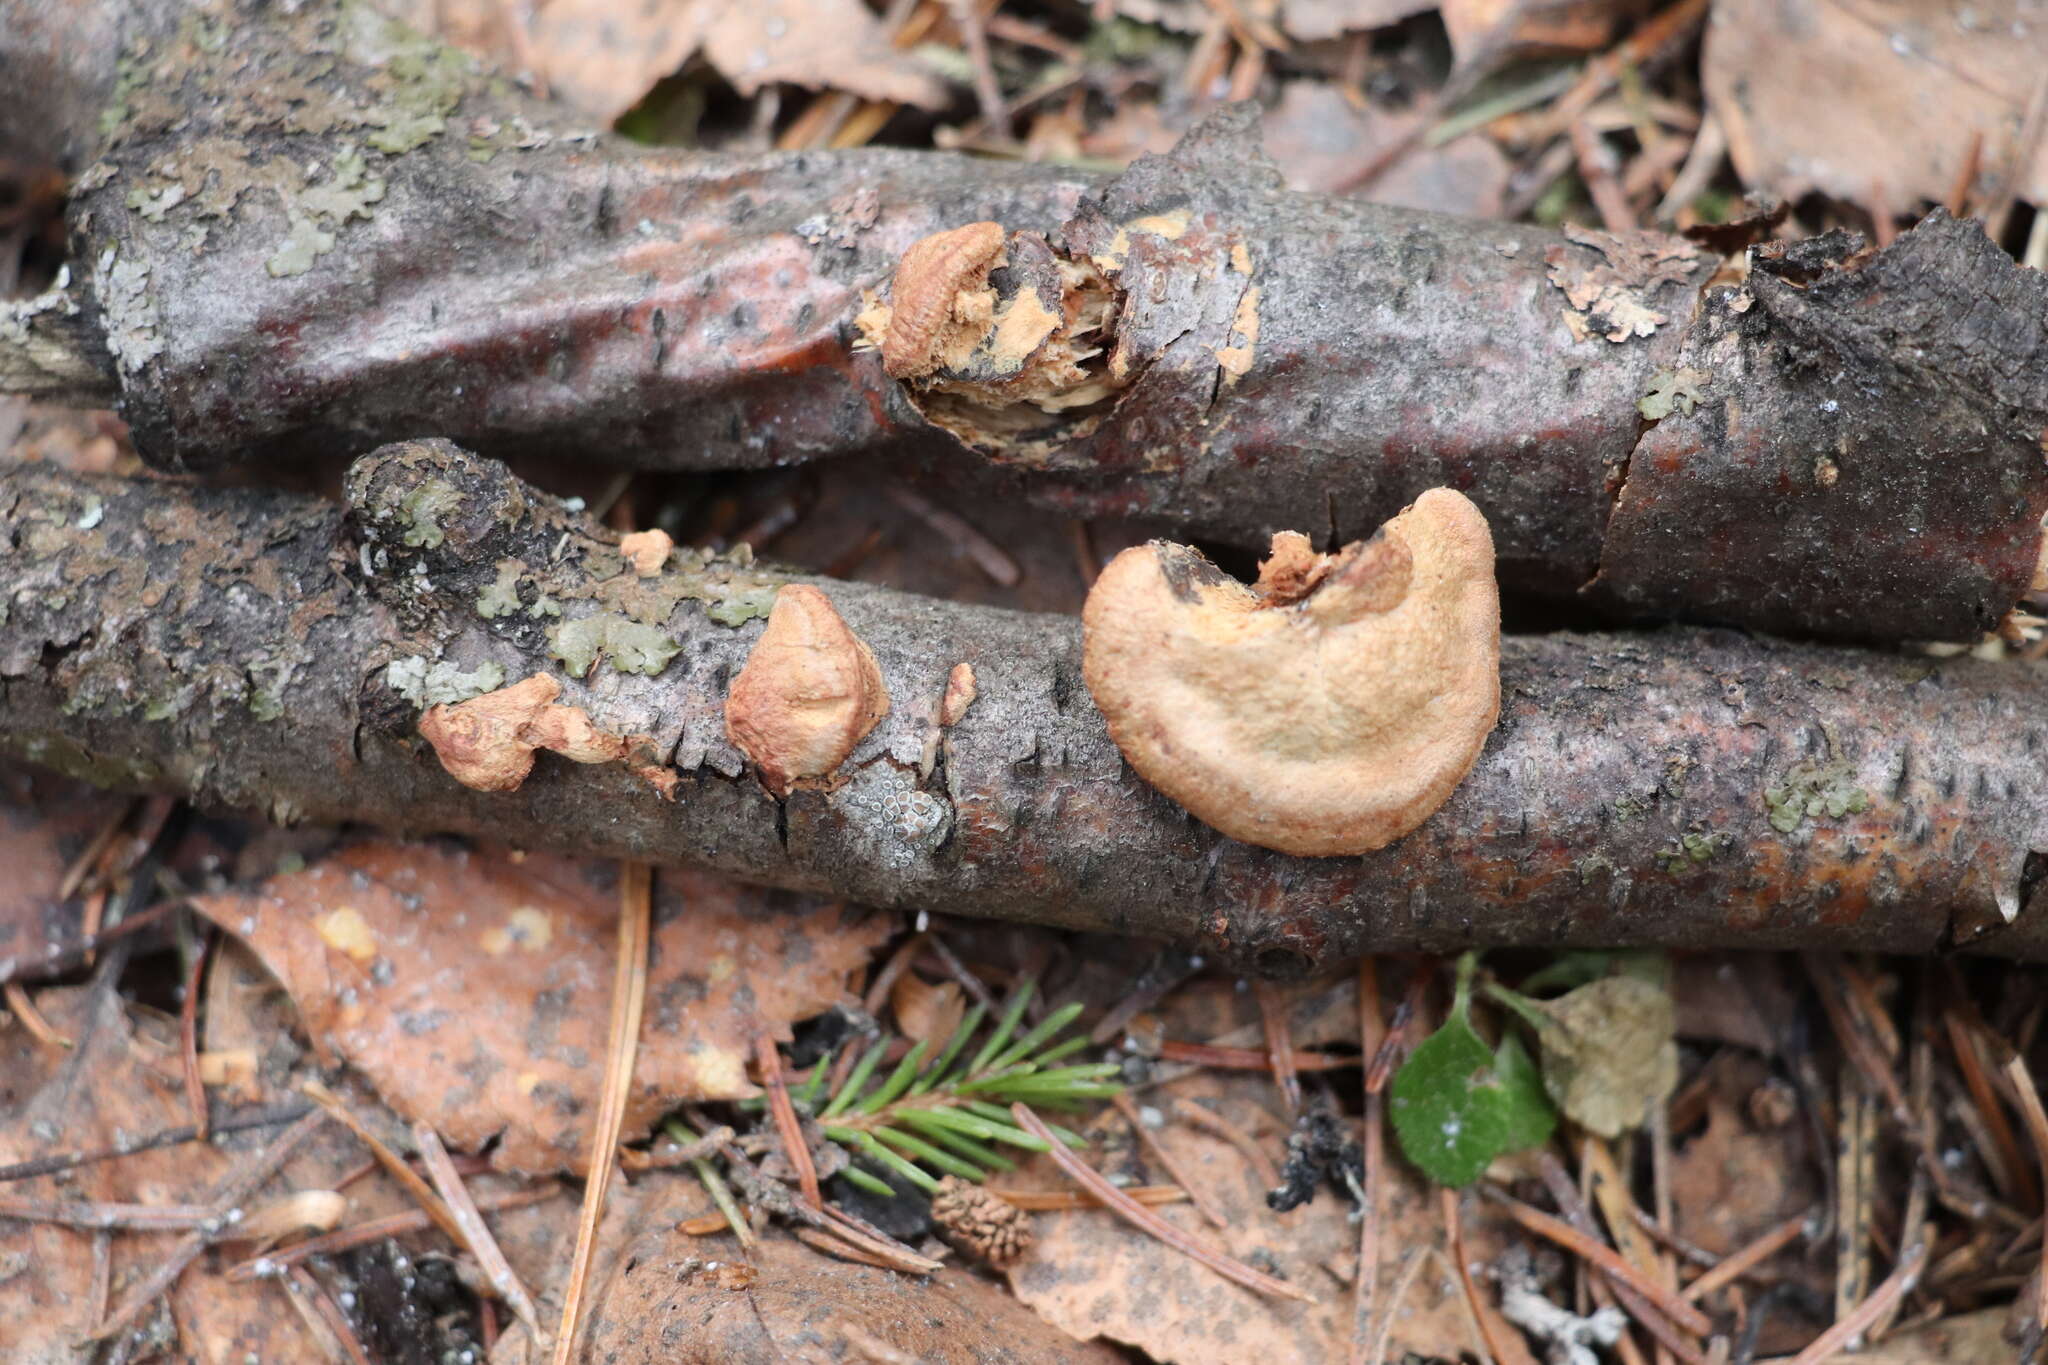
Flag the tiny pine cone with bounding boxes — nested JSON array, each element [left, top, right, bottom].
[[929, 1175, 1033, 1268]]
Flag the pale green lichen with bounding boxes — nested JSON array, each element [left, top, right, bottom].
[[475, 560, 526, 619], [398, 479, 462, 549], [385, 656, 506, 707], [582, 543, 782, 631], [1639, 367, 1710, 421], [99, 41, 156, 140], [266, 214, 336, 278], [548, 614, 681, 677], [1655, 830, 1727, 874], [341, 1, 473, 155], [1764, 760, 1870, 833], [266, 148, 385, 277]]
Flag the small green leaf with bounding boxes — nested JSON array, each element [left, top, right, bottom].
[[1390, 1010, 1557, 1187]]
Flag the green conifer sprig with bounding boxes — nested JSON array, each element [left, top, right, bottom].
[[795, 981, 1122, 1197]]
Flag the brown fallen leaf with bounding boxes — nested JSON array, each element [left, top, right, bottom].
[[384, 0, 946, 124], [1004, 1071, 1496, 1364], [1261, 82, 1512, 217], [0, 762, 128, 981], [1705, 0, 2048, 214], [1441, 0, 1618, 60], [1671, 1091, 1818, 1259], [193, 841, 890, 1175], [484, 1168, 1123, 1363]]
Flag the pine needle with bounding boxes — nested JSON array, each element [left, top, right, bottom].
[[551, 861, 652, 1365], [415, 1122, 544, 1341]]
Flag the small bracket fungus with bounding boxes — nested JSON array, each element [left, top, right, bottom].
[[940, 661, 978, 726], [417, 672, 632, 792], [1081, 489, 1501, 856], [726, 584, 892, 796], [618, 528, 674, 578]]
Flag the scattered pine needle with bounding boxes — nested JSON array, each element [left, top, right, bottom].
[[757, 1031, 821, 1207], [289, 1264, 376, 1365], [1153, 1040, 1356, 1072], [1112, 1090, 1227, 1229], [179, 927, 212, 1141], [415, 1122, 545, 1341], [2002, 1054, 2048, 1333], [225, 1186, 561, 1281], [1254, 980, 1303, 1115], [1009, 1101, 1315, 1303], [1348, 954, 1386, 1365], [1441, 1185, 1519, 1365], [299, 1078, 468, 1249], [1482, 1185, 1714, 1338], [4, 981, 71, 1049], [86, 1108, 327, 1341], [984, 1185, 1189, 1212], [1682, 1212, 1809, 1303], [551, 861, 653, 1365], [1787, 1239, 1927, 1364]]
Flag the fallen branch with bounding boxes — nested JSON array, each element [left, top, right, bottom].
[[7, 0, 2048, 642], [7, 442, 2048, 967]]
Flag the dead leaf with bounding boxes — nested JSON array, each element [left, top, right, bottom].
[[1518, 975, 1679, 1138], [1441, 0, 1618, 60], [0, 763, 128, 981], [485, 1170, 1122, 1364], [1277, 0, 1435, 43], [890, 970, 966, 1055], [1005, 1071, 1494, 1364], [389, 0, 945, 123], [1705, 0, 2048, 213], [702, 0, 947, 107], [193, 842, 890, 1175], [1671, 1094, 1816, 1258], [1261, 82, 1511, 216]]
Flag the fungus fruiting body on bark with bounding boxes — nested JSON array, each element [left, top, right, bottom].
[[725, 584, 892, 796], [1081, 489, 1501, 856]]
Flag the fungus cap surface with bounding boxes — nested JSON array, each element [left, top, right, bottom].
[[1081, 488, 1500, 856]]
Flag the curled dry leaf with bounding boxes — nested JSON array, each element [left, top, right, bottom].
[[725, 584, 891, 797], [1519, 975, 1679, 1139], [1081, 489, 1501, 856], [192, 842, 890, 1174]]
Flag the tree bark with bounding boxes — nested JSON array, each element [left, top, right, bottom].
[[6, 442, 2048, 969], [7, 0, 2048, 643]]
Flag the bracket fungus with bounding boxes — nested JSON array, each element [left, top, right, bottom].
[[418, 673, 632, 792], [726, 584, 892, 796], [1081, 489, 1501, 856]]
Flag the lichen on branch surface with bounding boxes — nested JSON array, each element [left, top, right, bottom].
[[11, 0, 2048, 643], [8, 442, 2048, 968]]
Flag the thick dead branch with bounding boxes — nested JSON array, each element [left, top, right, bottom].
[[6, 442, 2048, 968], [6, 0, 2047, 642]]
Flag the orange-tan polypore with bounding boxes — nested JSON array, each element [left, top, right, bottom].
[[726, 584, 892, 796], [418, 673, 631, 792], [1081, 488, 1500, 856]]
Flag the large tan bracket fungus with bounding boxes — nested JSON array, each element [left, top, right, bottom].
[[726, 584, 892, 796], [1081, 489, 1501, 856]]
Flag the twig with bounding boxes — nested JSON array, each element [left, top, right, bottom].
[[1113, 1090, 1228, 1230], [1254, 981, 1303, 1117], [2003, 1054, 2048, 1334], [0, 897, 182, 987], [225, 1185, 562, 1280], [757, 1032, 821, 1208], [1350, 957, 1386, 1365], [0, 1195, 213, 1231], [1441, 1186, 1515, 1365], [620, 1125, 734, 1172], [885, 484, 1019, 587], [3, 981, 70, 1049], [1171, 1096, 1282, 1190], [1482, 1185, 1714, 1338], [1010, 1101, 1314, 1302], [415, 1123, 546, 1342], [299, 1079, 468, 1249], [984, 1185, 1188, 1211], [1682, 1212, 1808, 1305], [1786, 1240, 1926, 1365], [0, 1102, 310, 1184], [85, 1108, 328, 1341], [289, 1265, 376, 1365], [552, 862, 652, 1365], [1156, 1041, 1359, 1072], [1535, 1152, 1707, 1365], [179, 926, 212, 1140]]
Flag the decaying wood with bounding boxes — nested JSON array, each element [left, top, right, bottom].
[[7, 441, 2048, 969], [6, 0, 2048, 642]]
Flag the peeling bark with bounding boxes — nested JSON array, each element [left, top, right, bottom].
[[7, 442, 2048, 969], [7, 0, 2047, 643]]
